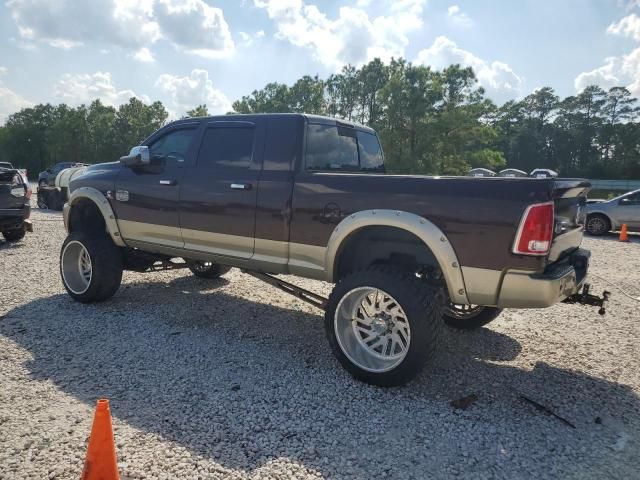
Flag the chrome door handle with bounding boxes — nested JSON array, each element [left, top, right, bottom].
[[159, 179, 177, 186], [230, 183, 252, 190]]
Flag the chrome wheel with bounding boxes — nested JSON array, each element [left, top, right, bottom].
[[61, 240, 92, 294], [445, 303, 484, 319], [334, 287, 411, 373], [587, 216, 608, 235]]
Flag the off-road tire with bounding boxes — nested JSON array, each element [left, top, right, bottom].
[[187, 260, 231, 279], [325, 266, 443, 387], [60, 231, 123, 303], [2, 227, 26, 242], [585, 214, 611, 236], [443, 305, 502, 330]]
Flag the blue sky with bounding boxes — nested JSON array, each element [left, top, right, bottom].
[[0, 0, 639, 122]]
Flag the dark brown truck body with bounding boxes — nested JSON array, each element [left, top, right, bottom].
[[66, 113, 590, 308]]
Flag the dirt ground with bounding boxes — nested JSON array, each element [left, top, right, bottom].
[[0, 208, 639, 479]]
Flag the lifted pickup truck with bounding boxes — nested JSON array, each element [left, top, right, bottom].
[[60, 114, 604, 386]]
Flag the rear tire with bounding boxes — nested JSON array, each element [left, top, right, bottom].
[[60, 231, 123, 303], [586, 214, 611, 236], [443, 304, 502, 330], [186, 260, 231, 279], [2, 227, 26, 242], [36, 189, 48, 209], [325, 266, 443, 387]]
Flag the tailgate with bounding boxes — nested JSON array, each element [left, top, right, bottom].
[[548, 179, 591, 262]]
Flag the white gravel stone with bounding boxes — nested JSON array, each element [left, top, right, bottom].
[[0, 207, 639, 479]]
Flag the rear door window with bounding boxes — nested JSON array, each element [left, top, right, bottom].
[[305, 123, 384, 172], [197, 127, 255, 169], [357, 131, 384, 171]]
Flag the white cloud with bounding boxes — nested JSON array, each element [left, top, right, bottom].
[[155, 69, 231, 115], [54, 72, 148, 106], [7, 0, 160, 49], [254, 0, 425, 68], [415, 36, 523, 102], [0, 70, 33, 123], [607, 13, 640, 41], [6, 0, 234, 58], [574, 13, 640, 95], [447, 5, 473, 27], [154, 0, 234, 58], [133, 47, 156, 63], [574, 57, 622, 92], [238, 30, 266, 47]]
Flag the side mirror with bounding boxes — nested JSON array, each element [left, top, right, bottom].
[[120, 146, 150, 167]]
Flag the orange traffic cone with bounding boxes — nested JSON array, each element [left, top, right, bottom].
[[81, 399, 120, 480], [620, 224, 629, 242]]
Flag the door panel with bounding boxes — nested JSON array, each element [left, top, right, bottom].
[[615, 192, 640, 229], [180, 120, 265, 259], [114, 125, 199, 247]]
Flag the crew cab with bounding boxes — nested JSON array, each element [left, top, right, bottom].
[[60, 114, 597, 386]]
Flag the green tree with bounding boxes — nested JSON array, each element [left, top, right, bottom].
[[112, 98, 168, 154], [186, 104, 209, 117]]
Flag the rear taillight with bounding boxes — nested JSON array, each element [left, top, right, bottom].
[[512, 202, 554, 256]]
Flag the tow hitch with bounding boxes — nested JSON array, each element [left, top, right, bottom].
[[563, 283, 611, 315]]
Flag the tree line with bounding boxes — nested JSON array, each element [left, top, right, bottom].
[[1, 59, 638, 179]]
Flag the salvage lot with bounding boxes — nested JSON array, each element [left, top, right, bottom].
[[1, 209, 639, 479]]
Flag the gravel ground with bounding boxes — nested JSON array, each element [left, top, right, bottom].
[[1, 207, 639, 479]]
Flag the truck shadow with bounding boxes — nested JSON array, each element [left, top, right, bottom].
[[2, 276, 638, 478]]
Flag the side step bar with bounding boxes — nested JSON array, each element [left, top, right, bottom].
[[243, 271, 328, 310]]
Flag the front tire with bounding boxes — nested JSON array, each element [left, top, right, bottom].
[[325, 267, 443, 387], [586, 214, 611, 236], [60, 231, 123, 303], [443, 304, 502, 330], [186, 260, 231, 279], [2, 227, 26, 242]]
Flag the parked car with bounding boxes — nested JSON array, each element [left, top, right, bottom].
[[530, 168, 558, 178], [37, 163, 88, 210], [584, 189, 640, 235], [60, 113, 599, 386], [498, 168, 528, 177], [38, 162, 85, 188], [0, 166, 32, 242], [467, 167, 495, 177], [0, 161, 28, 180]]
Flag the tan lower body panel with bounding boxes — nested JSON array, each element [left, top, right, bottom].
[[118, 219, 327, 278], [118, 219, 184, 249], [182, 226, 254, 259], [460, 266, 504, 306]]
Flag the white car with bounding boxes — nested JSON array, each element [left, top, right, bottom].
[[584, 189, 640, 235]]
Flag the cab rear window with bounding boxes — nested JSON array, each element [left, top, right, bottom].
[[305, 123, 384, 172]]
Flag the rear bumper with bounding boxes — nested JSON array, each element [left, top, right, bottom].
[[497, 249, 590, 308], [0, 206, 30, 230]]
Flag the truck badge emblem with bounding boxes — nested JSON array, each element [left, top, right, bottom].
[[115, 190, 129, 202]]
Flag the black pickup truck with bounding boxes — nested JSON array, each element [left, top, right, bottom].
[[59, 114, 604, 386]]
